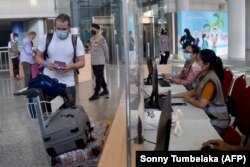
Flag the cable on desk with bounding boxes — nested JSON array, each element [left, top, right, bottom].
[[144, 138, 156, 145]]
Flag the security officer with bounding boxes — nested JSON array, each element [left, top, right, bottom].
[[89, 23, 109, 101]]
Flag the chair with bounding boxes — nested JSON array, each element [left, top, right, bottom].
[[222, 67, 233, 100], [222, 75, 246, 146], [235, 86, 250, 145], [227, 75, 247, 117]]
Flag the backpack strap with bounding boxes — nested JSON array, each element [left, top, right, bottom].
[[44, 33, 79, 74], [71, 35, 79, 74], [43, 33, 53, 60]]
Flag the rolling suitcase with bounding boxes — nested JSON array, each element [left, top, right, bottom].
[[14, 88, 93, 158], [44, 106, 93, 157]]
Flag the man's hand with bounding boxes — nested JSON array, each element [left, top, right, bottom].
[[57, 64, 74, 73]]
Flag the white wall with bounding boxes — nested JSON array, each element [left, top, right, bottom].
[[23, 19, 45, 47], [0, 0, 56, 19]]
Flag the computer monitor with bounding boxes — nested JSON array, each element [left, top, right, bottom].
[[145, 57, 153, 85], [154, 90, 172, 151], [145, 63, 160, 109]]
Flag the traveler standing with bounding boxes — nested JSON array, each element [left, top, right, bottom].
[[89, 23, 109, 101], [35, 13, 85, 106], [159, 28, 170, 64], [8, 33, 20, 79], [20, 31, 36, 86], [179, 28, 195, 50]]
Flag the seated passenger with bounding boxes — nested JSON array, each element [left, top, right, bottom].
[[162, 44, 201, 90], [172, 49, 229, 135]]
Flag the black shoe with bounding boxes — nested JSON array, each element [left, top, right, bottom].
[[89, 94, 99, 101], [99, 89, 109, 96]]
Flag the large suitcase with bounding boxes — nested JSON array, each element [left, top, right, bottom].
[[44, 106, 93, 157], [14, 88, 93, 158]]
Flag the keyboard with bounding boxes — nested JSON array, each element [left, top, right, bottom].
[[158, 79, 170, 87]]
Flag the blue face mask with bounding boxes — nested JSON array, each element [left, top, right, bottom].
[[183, 53, 191, 60], [56, 30, 68, 39]]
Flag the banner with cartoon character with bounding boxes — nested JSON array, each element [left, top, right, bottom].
[[177, 11, 228, 58]]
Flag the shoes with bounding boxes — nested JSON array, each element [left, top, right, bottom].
[[99, 89, 109, 96], [89, 94, 99, 101]]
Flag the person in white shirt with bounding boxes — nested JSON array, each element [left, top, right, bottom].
[[8, 33, 20, 79], [20, 31, 36, 86], [35, 13, 85, 106]]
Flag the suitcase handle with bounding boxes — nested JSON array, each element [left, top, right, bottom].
[[70, 127, 79, 133]]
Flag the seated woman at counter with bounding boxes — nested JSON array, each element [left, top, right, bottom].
[[162, 44, 201, 90], [172, 49, 229, 135], [202, 139, 250, 151]]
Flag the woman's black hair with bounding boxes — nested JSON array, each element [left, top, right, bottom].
[[199, 49, 224, 85], [190, 44, 200, 53], [184, 28, 191, 37], [161, 28, 167, 35]]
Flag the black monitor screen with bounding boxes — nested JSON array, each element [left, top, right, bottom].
[[147, 58, 153, 76], [154, 90, 172, 151], [146, 63, 159, 109], [151, 63, 159, 103], [145, 58, 154, 85]]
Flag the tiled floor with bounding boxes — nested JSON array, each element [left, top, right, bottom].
[[0, 64, 125, 167], [0, 58, 249, 167]]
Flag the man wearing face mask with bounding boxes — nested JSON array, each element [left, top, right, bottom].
[[20, 31, 37, 87], [88, 23, 109, 101], [162, 44, 201, 90], [8, 32, 20, 79], [35, 13, 85, 106]]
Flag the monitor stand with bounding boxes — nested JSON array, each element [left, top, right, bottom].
[[144, 75, 152, 85]]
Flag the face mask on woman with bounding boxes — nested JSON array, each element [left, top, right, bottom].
[[56, 30, 68, 39], [183, 53, 191, 60], [192, 61, 202, 71]]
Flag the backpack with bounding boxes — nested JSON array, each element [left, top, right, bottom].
[[28, 74, 67, 98], [28, 74, 73, 111], [44, 33, 79, 74]]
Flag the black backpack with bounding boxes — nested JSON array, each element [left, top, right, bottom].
[[43, 33, 79, 74]]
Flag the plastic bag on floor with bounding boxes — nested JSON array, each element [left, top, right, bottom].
[[53, 121, 112, 167]]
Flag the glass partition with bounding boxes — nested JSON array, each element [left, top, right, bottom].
[[122, 0, 144, 166], [124, 0, 169, 166]]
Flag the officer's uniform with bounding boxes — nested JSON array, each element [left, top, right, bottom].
[[90, 34, 109, 96]]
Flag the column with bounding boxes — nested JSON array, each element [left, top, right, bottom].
[[70, 0, 79, 28], [246, 0, 250, 61], [228, 0, 245, 59]]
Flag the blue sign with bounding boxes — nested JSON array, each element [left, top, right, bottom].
[[177, 11, 228, 57]]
